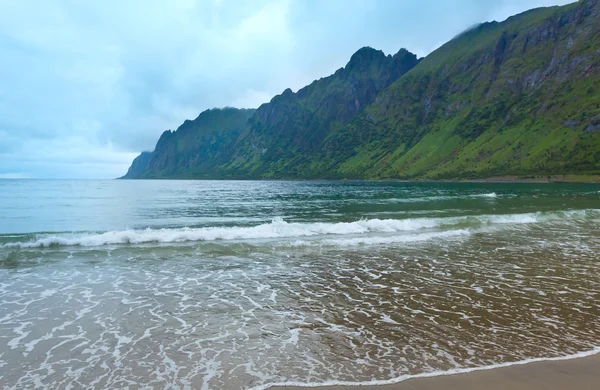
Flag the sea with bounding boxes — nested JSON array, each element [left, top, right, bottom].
[[0, 179, 599, 389]]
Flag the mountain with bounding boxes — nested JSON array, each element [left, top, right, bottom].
[[122, 47, 419, 179], [122, 0, 600, 180], [122, 151, 153, 179], [121, 107, 255, 179], [219, 48, 420, 178], [322, 0, 600, 179]]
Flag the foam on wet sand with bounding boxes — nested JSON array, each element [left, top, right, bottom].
[[268, 350, 600, 390]]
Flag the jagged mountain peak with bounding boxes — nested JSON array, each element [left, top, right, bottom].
[[346, 46, 386, 67]]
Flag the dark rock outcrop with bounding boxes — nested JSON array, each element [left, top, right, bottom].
[[121, 152, 152, 179]]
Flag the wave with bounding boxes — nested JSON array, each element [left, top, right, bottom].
[[252, 347, 600, 390], [290, 229, 470, 247], [1, 209, 597, 249], [378, 192, 498, 204], [476, 192, 498, 198]]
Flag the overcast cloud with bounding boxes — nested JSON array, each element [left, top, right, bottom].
[[0, 0, 574, 179]]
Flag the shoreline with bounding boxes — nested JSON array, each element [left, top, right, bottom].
[[426, 174, 600, 184], [265, 347, 600, 390], [116, 175, 600, 183]]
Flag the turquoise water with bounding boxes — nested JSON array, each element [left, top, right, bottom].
[[0, 180, 599, 388]]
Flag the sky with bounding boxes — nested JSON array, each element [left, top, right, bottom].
[[0, 0, 575, 179]]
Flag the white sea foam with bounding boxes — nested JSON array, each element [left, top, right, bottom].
[[382, 192, 498, 203], [291, 229, 470, 248], [251, 347, 600, 390], [2, 209, 597, 249], [40, 289, 57, 298], [477, 192, 497, 198]]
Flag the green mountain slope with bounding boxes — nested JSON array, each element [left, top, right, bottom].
[[121, 107, 255, 179], [323, 0, 600, 179], [122, 0, 600, 180], [123, 47, 419, 179], [220, 47, 420, 178]]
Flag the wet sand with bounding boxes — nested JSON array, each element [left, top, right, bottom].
[[269, 353, 600, 390]]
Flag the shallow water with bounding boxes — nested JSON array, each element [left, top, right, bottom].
[[0, 180, 599, 389]]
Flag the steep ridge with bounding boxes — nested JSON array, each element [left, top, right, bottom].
[[121, 48, 419, 179], [324, 0, 600, 179], [122, 0, 599, 180], [121, 107, 255, 179], [220, 48, 420, 178], [121, 151, 152, 179]]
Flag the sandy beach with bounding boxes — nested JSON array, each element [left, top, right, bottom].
[[269, 352, 600, 390]]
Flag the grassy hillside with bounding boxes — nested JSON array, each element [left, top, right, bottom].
[[219, 47, 420, 178], [323, 0, 600, 179], [122, 0, 600, 180], [121, 108, 255, 179]]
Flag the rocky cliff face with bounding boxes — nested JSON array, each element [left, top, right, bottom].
[[221, 47, 420, 178], [120, 108, 255, 179], [121, 152, 152, 179], [122, 0, 600, 180], [323, 0, 600, 178]]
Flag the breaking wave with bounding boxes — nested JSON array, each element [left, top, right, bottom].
[[1, 209, 597, 249], [378, 192, 498, 203]]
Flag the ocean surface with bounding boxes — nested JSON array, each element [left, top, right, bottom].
[[0, 179, 599, 389]]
